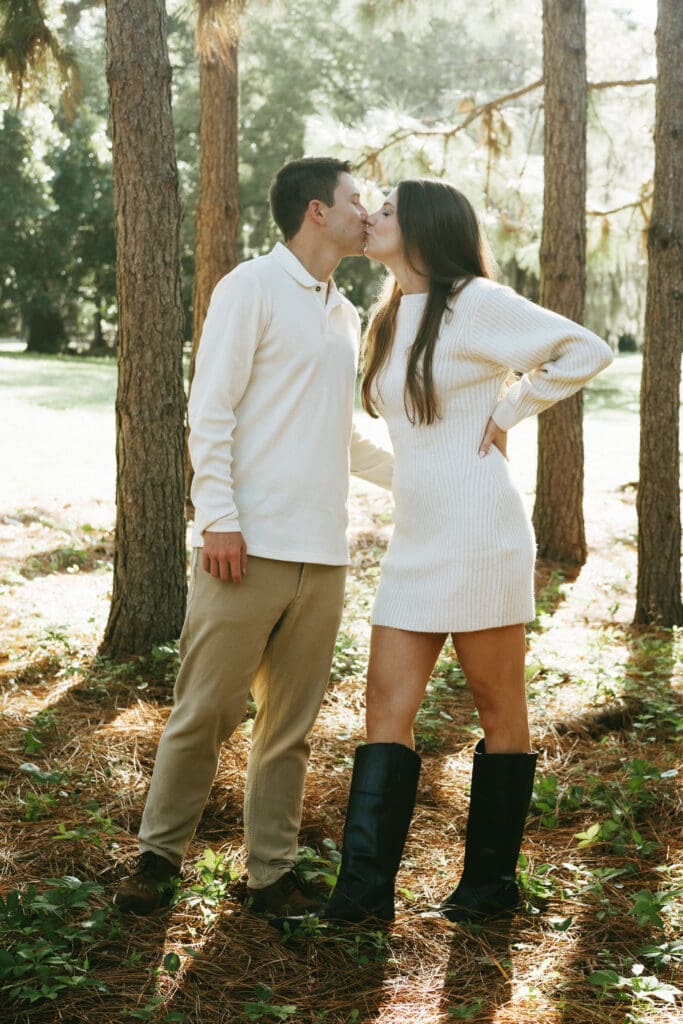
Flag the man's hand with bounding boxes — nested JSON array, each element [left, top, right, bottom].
[[478, 417, 508, 460], [202, 530, 248, 583]]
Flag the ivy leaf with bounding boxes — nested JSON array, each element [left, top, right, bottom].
[[163, 952, 181, 973]]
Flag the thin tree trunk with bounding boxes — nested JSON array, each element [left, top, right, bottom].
[[634, 0, 683, 626], [533, 0, 588, 566], [186, 1, 240, 510], [102, 0, 186, 657], [24, 305, 67, 353]]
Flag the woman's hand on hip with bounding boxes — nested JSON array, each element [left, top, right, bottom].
[[478, 417, 508, 460]]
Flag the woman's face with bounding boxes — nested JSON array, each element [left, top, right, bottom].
[[365, 188, 403, 264]]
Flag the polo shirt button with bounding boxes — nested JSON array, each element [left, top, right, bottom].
[[315, 285, 322, 291]]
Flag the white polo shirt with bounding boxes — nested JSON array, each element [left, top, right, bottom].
[[188, 243, 393, 564]]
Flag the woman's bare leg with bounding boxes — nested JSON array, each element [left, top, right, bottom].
[[451, 623, 530, 753], [365, 626, 447, 748]]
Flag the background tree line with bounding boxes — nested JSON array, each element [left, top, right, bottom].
[[0, 0, 680, 650], [0, 0, 656, 352]]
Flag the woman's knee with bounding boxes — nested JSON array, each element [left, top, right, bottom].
[[366, 685, 417, 738], [468, 677, 522, 724]]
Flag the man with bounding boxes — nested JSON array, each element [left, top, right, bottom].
[[115, 157, 393, 916]]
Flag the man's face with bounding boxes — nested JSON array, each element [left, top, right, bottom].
[[323, 173, 368, 256]]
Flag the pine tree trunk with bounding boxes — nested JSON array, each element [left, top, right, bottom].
[[186, 2, 240, 510], [101, 0, 186, 657], [634, 0, 683, 626], [192, 14, 239, 361], [533, 0, 588, 566]]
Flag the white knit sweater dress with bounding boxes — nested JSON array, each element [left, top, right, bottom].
[[370, 277, 614, 633]]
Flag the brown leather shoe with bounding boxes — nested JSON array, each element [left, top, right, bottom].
[[114, 851, 180, 914], [247, 869, 324, 916]]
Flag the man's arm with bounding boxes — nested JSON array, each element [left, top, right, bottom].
[[189, 268, 267, 580], [350, 420, 394, 490]]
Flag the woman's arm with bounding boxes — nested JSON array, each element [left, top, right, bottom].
[[465, 283, 613, 431]]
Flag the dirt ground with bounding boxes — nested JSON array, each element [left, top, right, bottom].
[[0, 351, 681, 1023]]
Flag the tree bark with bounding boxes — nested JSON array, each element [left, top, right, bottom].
[[634, 0, 683, 626], [192, 6, 239, 361], [102, 0, 186, 656], [533, 0, 588, 566], [186, 1, 240, 510]]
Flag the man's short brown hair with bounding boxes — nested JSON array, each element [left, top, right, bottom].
[[269, 157, 353, 240]]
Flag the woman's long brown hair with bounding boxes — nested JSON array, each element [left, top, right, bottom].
[[361, 180, 494, 425]]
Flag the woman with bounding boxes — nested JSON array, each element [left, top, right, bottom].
[[283, 179, 613, 928]]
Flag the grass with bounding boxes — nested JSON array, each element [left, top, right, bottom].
[[0, 350, 682, 1023], [0, 347, 649, 413], [0, 350, 118, 410]]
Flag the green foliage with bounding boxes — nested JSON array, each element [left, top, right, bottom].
[[572, 758, 667, 856], [22, 728, 43, 753], [242, 983, 297, 1022], [296, 840, 341, 892], [530, 772, 585, 828], [20, 789, 58, 820], [330, 630, 366, 681], [18, 761, 70, 820], [517, 855, 558, 903], [588, 963, 681, 1008], [628, 888, 682, 931], [0, 101, 115, 350], [0, 876, 111, 1004], [0, 3, 115, 351], [334, 928, 390, 966], [19, 761, 68, 785], [529, 570, 568, 630], [83, 643, 180, 698], [414, 676, 457, 751], [637, 939, 683, 968], [631, 692, 683, 739], [0, 0, 656, 352], [448, 999, 484, 1019], [175, 848, 239, 927], [124, 995, 186, 1022], [162, 952, 181, 974], [0, 0, 77, 102], [564, 865, 633, 924]]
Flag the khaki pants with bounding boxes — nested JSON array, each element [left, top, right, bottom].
[[138, 553, 346, 888]]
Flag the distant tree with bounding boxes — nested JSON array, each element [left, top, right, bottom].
[[532, 0, 588, 566], [0, 0, 77, 108], [0, 0, 77, 350], [49, 108, 116, 345], [635, 0, 683, 627], [0, 110, 58, 348], [101, 0, 186, 656], [0, 103, 116, 351]]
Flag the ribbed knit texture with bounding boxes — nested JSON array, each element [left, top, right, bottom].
[[371, 278, 613, 632]]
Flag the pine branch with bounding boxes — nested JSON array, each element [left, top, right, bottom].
[[357, 76, 656, 172], [588, 77, 656, 90], [587, 192, 653, 217]]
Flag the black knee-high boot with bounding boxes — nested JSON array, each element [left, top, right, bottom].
[[274, 742, 421, 928], [321, 742, 421, 922], [440, 739, 537, 922]]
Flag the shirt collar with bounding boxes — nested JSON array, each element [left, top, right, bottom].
[[272, 241, 339, 300]]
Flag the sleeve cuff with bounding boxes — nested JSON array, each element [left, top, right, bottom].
[[199, 513, 241, 536], [490, 401, 518, 432]]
